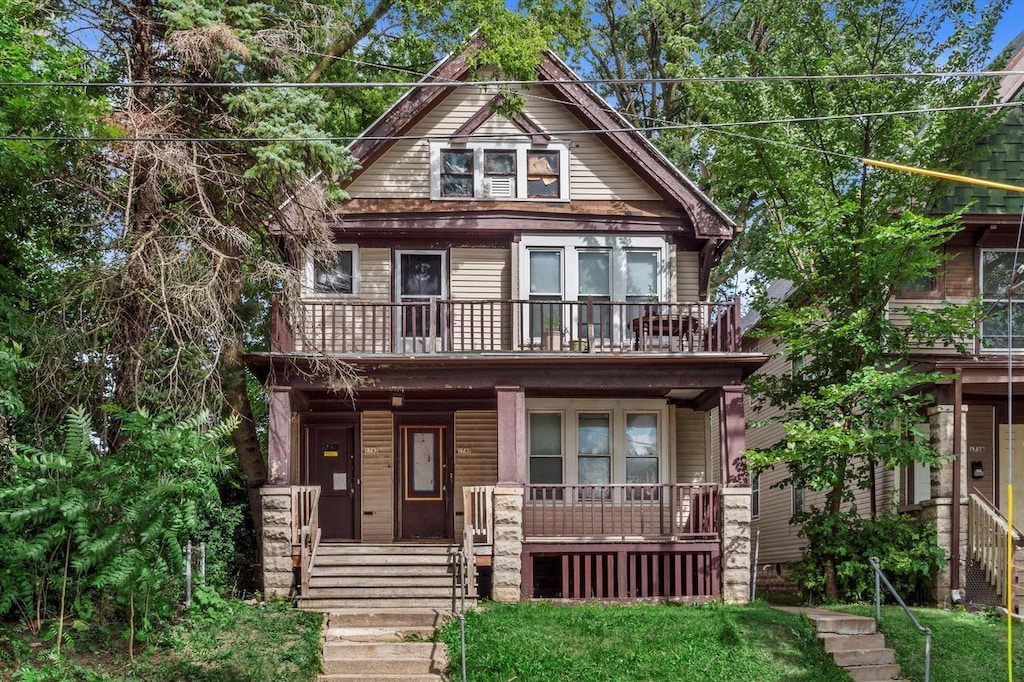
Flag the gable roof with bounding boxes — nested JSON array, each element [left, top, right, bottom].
[[344, 38, 735, 239]]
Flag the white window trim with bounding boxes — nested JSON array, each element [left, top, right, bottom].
[[980, 248, 1024, 353], [429, 141, 571, 202], [518, 235, 671, 304], [303, 244, 360, 299], [528, 410, 566, 485], [526, 398, 670, 486]]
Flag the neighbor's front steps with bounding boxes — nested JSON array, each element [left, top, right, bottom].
[[776, 607, 907, 682], [316, 608, 448, 681]]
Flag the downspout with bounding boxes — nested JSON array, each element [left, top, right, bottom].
[[951, 370, 963, 598]]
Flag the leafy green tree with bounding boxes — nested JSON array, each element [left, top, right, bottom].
[[666, 0, 1008, 598]]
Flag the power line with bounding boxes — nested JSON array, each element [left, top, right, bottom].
[[1, 70, 1021, 90], [2, 100, 1018, 145]]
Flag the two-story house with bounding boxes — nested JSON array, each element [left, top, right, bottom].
[[748, 35, 1024, 609], [246, 40, 768, 608]]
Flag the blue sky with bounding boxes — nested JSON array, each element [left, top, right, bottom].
[[993, 0, 1023, 56]]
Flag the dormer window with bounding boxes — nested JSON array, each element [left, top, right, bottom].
[[430, 142, 569, 201]]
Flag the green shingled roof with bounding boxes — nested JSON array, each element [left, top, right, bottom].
[[934, 103, 1024, 216]]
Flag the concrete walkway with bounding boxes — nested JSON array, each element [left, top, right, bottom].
[[774, 607, 907, 681]]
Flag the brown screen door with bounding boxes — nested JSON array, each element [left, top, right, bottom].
[[307, 424, 358, 540], [399, 425, 452, 538]]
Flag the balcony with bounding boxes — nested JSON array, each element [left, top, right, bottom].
[[273, 297, 742, 356]]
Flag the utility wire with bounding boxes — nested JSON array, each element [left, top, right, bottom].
[[1, 70, 1021, 89], [1, 100, 1019, 145]]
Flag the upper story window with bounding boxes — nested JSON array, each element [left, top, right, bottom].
[[980, 249, 1024, 351], [431, 142, 569, 201], [306, 245, 359, 297]]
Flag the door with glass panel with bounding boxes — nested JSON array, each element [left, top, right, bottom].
[[395, 251, 447, 352], [577, 250, 611, 348], [528, 250, 564, 350]]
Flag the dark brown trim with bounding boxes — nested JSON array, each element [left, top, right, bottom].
[[451, 93, 551, 145]]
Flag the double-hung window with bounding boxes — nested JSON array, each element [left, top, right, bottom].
[[431, 142, 569, 201], [306, 245, 359, 296], [980, 249, 1024, 351]]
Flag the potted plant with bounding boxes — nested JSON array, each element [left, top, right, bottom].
[[643, 285, 659, 318], [541, 312, 564, 351]]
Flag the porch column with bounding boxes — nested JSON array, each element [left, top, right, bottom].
[[494, 386, 526, 602], [260, 487, 295, 597], [922, 403, 968, 606], [267, 385, 292, 485], [720, 385, 751, 604]]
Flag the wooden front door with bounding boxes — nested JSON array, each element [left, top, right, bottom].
[[307, 424, 358, 541], [398, 424, 453, 539]]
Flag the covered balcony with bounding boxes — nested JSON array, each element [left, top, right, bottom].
[[273, 297, 742, 356]]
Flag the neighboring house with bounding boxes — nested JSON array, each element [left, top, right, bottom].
[[246, 39, 768, 607], [747, 37, 1024, 608]]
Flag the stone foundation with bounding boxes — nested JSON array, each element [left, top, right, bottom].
[[721, 487, 752, 603], [261, 486, 295, 597], [491, 485, 524, 602]]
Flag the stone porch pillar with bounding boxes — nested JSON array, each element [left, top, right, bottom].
[[720, 385, 751, 603], [261, 486, 295, 597], [493, 386, 526, 602], [923, 403, 968, 607], [267, 385, 292, 485]]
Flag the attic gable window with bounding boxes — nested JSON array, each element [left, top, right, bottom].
[[430, 142, 569, 201]]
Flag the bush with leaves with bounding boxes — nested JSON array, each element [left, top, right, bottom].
[[0, 407, 236, 652], [791, 509, 946, 604]]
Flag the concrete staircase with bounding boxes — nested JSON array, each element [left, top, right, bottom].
[[299, 543, 467, 611], [777, 607, 906, 681], [317, 608, 448, 681]]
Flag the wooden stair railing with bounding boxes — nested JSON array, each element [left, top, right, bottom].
[[461, 485, 495, 598], [291, 485, 322, 597], [968, 490, 1021, 599]]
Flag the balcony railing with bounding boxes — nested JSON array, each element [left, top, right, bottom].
[[273, 297, 742, 355], [522, 483, 720, 542]]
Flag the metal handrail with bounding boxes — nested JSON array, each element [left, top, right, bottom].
[[868, 556, 932, 682], [451, 548, 468, 682]]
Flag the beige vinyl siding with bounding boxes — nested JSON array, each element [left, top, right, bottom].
[[751, 463, 804, 564], [360, 411, 394, 542], [745, 338, 789, 451], [360, 248, 392, 299], [347, 84, 660, 200], [675, 250, 700, 301], [707, 407, 720, 484], [675, 408, 709, 482], [450, 248, 511, 351], [454, 411, 498, 539], [888, 297, 973, 353]]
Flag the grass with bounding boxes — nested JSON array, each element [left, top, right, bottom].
[[834, 604, 1024, 682], [439, 601, 850, 681], [0, 599, 322, 682]]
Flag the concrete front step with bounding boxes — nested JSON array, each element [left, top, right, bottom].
[[325, 609, 448, 628], [310, 575, 453, 588], [312, 563, 455, 576], [321, 657, 441, 676], [301, 597, 456, 610], [845, 664, 904, 681], [318, 676, 441, 682], [317, 543, 454, 556], [324, 642, 442, 659], [325, 625, 438, 642], [802, 611, 878, 635], [306, 586, 453, 599], [831, 648, 896, 667], [315, 555, 454, 568], [818, 632, 885, 652]]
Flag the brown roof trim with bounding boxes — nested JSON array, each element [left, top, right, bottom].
[[451, 93, 551, 145], [534, 55, 734, 239], [340, 40, 734, 241]]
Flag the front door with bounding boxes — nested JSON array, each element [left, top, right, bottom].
[[398, 424, 452, 538], [307, 424, 358, 540]]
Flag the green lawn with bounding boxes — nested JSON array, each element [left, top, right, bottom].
[[439, 601, 849, 681], [835, 604, 1024, 682]]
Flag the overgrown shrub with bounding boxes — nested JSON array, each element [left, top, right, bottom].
[[0, 407, 237, 645], [791, 509, 946, 603]]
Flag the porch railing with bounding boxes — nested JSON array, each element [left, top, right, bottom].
[[279, 297, 742, 355], [291, 485, 322, 597], [968, 490, 1021, 597], [523, 483, 720, 541], [460, 485, 495, 599]]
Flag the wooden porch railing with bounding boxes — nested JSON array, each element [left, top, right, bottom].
[[523, 483, 720, 541], [968, 490, 1021, 598], [460, 485, 495, 599], [291, 485, 322, 597], [280, 298, 742, 355]]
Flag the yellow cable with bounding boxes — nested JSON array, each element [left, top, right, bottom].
[[862, 158, 1024, 194], [1010, 483, 1014, 682]]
